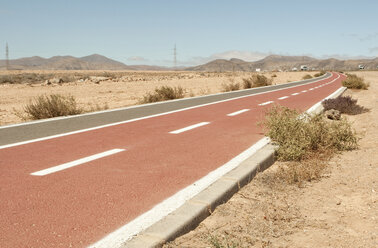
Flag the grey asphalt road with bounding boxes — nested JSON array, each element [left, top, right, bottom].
[[0, 73, 329, 146]]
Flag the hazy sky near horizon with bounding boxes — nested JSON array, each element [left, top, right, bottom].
[[1, 0, 377, 66]]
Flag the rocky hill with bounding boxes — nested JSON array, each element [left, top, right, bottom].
[[1, 54, 377, 71], [0, 54, 167, 71], [187, 55, 378, 72]]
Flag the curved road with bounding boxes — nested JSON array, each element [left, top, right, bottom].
[[0, 72, 344, 247]]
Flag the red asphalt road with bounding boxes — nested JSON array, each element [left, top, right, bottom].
[[0, 72, 345, 247]]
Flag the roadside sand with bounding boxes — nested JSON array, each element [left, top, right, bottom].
[[0, 71, 315, 126], [164, 71, 378, 248]]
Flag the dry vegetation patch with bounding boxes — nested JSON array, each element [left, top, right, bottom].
[[342, 73, 369, 89], [21, 94, 83, 120], [0, 71, 317, 126], [322, 95, 368, 115]]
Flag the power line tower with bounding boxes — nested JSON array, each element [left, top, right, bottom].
[[5, 42, 9, 70], [173, 44, 177, 69]]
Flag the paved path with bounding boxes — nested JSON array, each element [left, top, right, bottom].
[[0, 72, 344, 247]]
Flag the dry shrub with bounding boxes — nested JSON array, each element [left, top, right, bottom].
[[141, 85, 185, 103], [322, 95, 368, 115], [302, 74, 312, 80], [275, 151, 332, 185], [262, 106, 358, 161], [242, 74, 272, 89], [342, 73, 369, 89], [199, 87, 211, 95], [261, 106, 358, 185], [313, 71, 326, 77], [221, 82, 240, 92], [24, 94, 83, 119]]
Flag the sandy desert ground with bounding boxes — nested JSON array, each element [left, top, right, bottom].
[[164, 71, 378, 248], [0, 71, 316, 126]]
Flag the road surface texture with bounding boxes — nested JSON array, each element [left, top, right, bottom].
[[0, 72, 344, 247]]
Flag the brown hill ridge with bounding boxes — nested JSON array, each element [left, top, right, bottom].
[[0, 54, 167, 71], [1, 54, 377, 71], [188, 55, 378, 71]]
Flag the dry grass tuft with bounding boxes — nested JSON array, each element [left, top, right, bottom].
[[242, 74, 272, 89], [313, 71, 326, 77], [322, 95, 368, 115], [23, 94, 83, 119], [221, 81, 240, 92], [140, 85, 185, 103], [302, 74, 313, 80], [342, 73, 369, 90], [260, 105, 358, 185], [261, 106, 358, 161]]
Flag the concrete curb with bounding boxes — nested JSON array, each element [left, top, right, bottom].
[[122, 86, 347, 248], [123, 144, 276, 248]]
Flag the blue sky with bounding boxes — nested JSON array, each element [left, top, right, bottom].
[[1, 0, 377, 66]]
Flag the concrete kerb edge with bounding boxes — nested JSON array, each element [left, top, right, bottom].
[[124, 144, 276, 248], [123, 86, 347, 248]]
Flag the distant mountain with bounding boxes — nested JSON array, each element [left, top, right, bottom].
[[187, 55, 378, 71], [1, 54, 377, 71], [0, 54, 167, 70]]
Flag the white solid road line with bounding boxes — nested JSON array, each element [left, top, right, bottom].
[[227, 109, 250, 116], [169, 122, 210, 134], [278, 96, 289, 100], [291, 93, 300, 96], [258, 101, 274, 106], [30, 149, 125, 176]]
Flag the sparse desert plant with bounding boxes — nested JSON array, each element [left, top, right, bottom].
[[24, 94, 83, 119], [271, 74, 277, 77], [209, 235, 239, 248], [199, 87, 211, 95], [87, 103, 109, 112], [261, 106, 358, 161], [342, 73, 369, 89], [322, 95, 368, 115], [242, 74, 272, 89], [140, 85, 185, 103], [221, 81, 240, 92], [302, 74, 313, 80], [313, 71, 326, 77]]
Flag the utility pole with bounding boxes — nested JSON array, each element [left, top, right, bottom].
[[5, 42, 9, 70], [173, 44, 177, 69]]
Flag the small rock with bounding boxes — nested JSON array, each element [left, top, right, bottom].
[[50, 78, 63, 84], [89, 76, 109, 84], [325, 109, 341, 120]]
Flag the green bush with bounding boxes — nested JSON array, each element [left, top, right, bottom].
[[24, 94, 83, 119], [342, 73, 369, 89], [141, 85, 185, 103]]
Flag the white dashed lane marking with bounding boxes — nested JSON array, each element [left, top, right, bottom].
[[291, 93, 300, 96], [169, 122, 210, 134], [227, 109, 250, 116], [278, 96, 289, 100], [258, 101, 274, 106], [30, 149, 126, 176]]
